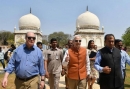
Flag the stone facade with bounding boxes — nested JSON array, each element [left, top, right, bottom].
[[75, 10, 104, 49], [14, 30, 42, 47], [14, 13, 42, 47]]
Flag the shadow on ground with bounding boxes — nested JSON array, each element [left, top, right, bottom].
[[125, 68, 130, 71], [125, 84, 130, 88]]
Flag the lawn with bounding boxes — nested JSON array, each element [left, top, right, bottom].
[[0, 62, 130, 89], [0, 74, 15, 89], [124, 64, 130, 89]]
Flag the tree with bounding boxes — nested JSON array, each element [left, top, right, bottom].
[[0, 31, 14, 45], [48, 32, 72, 47], [122, 27, 130, 46], [16, 38, 25, 46], [42, 40, 48, 45]]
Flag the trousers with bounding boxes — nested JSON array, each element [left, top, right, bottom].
[[15, 75, 39, 89], [68, 78, 87, 89]]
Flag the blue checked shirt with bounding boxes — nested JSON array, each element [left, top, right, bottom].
[[5, 44, 45, 78], [120, 50, 130, 69]]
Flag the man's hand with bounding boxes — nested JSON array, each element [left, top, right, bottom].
[[86, 75, 90, 81], [61, 69, 65, 76], [39, 81, 44, 89], [103, 66, 111, 74], [45, 71, 49, 78], [1, 78, 8, 88], [65, 53, 69, 62]]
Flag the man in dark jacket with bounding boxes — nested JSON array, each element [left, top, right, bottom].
[[94, 34, 124, 89]]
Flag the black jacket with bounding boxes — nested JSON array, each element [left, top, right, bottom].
[[99, 47, 123, 88]]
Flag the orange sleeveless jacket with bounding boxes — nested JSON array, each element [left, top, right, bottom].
[[67, 47, 87, 80]]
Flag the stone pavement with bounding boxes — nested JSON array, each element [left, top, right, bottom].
[[45, 76, 100, 89]]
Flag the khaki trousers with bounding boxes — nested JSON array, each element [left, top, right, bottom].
[[15, 76, 39, 89], [68, 78, 87, 89], [49, 73, 60, 89]]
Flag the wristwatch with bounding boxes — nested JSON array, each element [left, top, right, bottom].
[[41, 79, 45, 81]]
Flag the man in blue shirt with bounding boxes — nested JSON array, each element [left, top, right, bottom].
[[94, 34, 124, 89], [115, 39, 130, 81], [1, 32, 45, 89]]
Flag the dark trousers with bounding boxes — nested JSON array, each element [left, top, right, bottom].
[[100, 84, 124, 89], [0, 59, 5, 69], [123, 69, 126, 82]]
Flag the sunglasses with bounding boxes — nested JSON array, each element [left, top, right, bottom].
[[75, 40, 81, 42], [27, 37, 36, 40]]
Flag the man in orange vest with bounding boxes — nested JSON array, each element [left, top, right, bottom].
[[62, 35, 90, 89]]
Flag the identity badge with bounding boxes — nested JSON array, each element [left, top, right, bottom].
[[56, 55, 59, 60]]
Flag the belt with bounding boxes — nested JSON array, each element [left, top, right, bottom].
[[16, 75, 37, 81]]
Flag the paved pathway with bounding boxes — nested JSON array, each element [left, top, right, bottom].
[[45, 76, 100, 89]]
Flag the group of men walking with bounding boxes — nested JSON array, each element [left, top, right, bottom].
[[1, 32, 130, 89]]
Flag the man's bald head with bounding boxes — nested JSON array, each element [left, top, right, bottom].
[[25, 32, 36, 49], [25, 32, 36, 39]]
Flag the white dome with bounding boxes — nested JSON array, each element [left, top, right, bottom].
[[76, 11, 100, 30], [19, 13, 41, 30]]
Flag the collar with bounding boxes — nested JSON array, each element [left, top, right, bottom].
[[23, 44, 35, 50], [71, 46, 81, 52], [105, 46, 114, 52], [121, 50, 125, 53], [50, 47, 58, 51]]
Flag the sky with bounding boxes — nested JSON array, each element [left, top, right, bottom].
[[0, 0, 130, 39]]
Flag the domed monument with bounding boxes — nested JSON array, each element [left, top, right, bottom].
[[14, 9, 42, 47], [75, 7, 104, 49]]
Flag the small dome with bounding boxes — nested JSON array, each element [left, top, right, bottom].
[[19, 13, 41, 30], [76, 11, 100, 30]]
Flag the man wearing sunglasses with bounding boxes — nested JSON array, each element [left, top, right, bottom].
[[62, 35, 90, 89], [2, 32, 45, 89], [115, 39, 130, 82]]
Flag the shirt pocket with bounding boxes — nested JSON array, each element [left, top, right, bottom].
[[31, 55, 39, 65], [48, 54, 53, 60], [15, 55, 21, 63]]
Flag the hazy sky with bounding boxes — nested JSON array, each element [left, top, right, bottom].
[[0, 0, 130, 39]]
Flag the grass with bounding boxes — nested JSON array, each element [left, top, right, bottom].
[[0, 61, 130, 89], [124, 64, 130, 89], [0, 74, 16, 89]]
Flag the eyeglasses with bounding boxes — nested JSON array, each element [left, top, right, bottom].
[[27, 37, 36, 40], [75, 40, 81, 42]]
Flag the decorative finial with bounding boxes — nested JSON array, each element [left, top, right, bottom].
[[86, 6, 88, 11], [102, 26, 104, 31], [30, 7, 31, 13], [14, 25, 16, 32]]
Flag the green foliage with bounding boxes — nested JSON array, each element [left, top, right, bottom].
[[16, 38, 25, 46], [42, 40, 48, 45], [122, 27, 130, 46], [48, 31, 72, 47], [0, 31, 14, 45]]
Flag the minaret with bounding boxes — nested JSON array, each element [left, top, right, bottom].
[[14, 26, 16, 32], [30, 7, 31, 13], [102, 26, 104, 31], [86, 6, 88, 11]]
